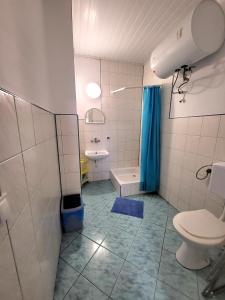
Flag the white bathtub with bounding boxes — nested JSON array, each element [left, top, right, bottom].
[[110, 167, 145, 196]]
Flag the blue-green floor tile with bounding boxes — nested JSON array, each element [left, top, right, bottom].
[[111, 261, 156, 300], [102, 227, 134, 259], [55, 180, 219, 300], [60, 235, 99, 272], [134, 228, 164, 253], [64, 275, 108, 300], [154, 280, 191, 300], [54, 259, 79, 300], [80, 224, 109, 244], [126, 243, 161, 277], [166, 207, 178, 232], [143, 210, 168, 227], [197, 250, 225, 300], [60, 231, 80, 252], [163, 228, 181, 254], [158, 250, 199, 299], [82, 246, 124, 296]]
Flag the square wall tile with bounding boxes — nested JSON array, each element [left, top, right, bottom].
[[187, 117, 202, 136], [0, 154, 29, 229], [22, 143, 45, 196], [214, 138, 225, 161], [0, 222, 7, 244], [15, 97, 35, 151], [205, 197, 224, 218], [218, 115, 225, 138], [64, 173, 81, 195], [0, 236, 22, 300], [63, 154, 80, 173], [56, 115, 61, 136], [32, 106, 55, 144], [60, 115, 78, 135], [194, 154, 212, 171], [57, 135, 63, 155], [198, 137, 216, 158], [201, 116, 220, 138], [10, 204, 42, 300], [62, 135, 79, 155], [59, 155, 65, 174], [0, 91, 21, 162], [29, 182, 48, 234]]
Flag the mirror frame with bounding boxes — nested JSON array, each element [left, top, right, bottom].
[[85, 108, 105, 124]]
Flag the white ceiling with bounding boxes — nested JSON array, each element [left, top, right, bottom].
[[72, 0, 203, 64]]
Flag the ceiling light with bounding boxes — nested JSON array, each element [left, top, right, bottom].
[[86, 82, 101, 99]]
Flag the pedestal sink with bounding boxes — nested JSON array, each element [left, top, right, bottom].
[[85, 150, 109, 161]]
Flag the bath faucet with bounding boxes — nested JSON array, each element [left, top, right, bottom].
[[91, 137, 101, 143]]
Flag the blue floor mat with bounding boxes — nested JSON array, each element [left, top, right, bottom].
[[111, 197, 144, 218]]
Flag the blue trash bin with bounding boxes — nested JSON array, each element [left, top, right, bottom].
[[61, 194, 84, 232]]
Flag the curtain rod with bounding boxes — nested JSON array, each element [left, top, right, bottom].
[[110, 85, 162, 94]]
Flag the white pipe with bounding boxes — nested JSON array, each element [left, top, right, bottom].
[[110, 85, 161, 94]]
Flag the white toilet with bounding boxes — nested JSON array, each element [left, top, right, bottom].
[[173, 162, 225, 270]]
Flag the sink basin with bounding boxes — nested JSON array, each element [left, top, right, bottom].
[[85, 150, 109, 161]]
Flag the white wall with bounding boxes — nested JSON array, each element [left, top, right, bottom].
[[0, 2, 77, 299], [0, 0, 76, 114], [56, 115, 81, 196], [143, 62, 225, 217], [142, 1, 225, 216], [170, 37, 225, 117], [0, 91, 61, 300], [77, 58, 143, 181], [75, 57, 101, 118]]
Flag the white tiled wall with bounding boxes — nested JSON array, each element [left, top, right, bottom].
[[56, 115, 81, 195], [0, 91, 61, 300], [78, 59, 143, 181], [159, 85, 225, 217], [0, 236, 22, 300]]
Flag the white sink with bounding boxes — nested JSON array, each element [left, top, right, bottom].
[[85, 150, 109, 161]]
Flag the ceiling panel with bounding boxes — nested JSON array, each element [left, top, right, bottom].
[[73, 0, 202, 64]]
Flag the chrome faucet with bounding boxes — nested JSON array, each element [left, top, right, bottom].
[[91, 137, 101, 143]]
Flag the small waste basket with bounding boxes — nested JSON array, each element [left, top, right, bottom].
[[61, 194, 84, 232]]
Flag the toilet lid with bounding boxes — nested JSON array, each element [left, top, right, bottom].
[[178, 209, 225, 239]]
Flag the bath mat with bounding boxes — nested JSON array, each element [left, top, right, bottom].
[[111, 197, 144, 218]]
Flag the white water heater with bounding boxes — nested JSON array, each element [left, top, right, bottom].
[[150, 0, 225, 79]]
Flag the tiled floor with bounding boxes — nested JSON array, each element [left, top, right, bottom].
[[54, 180, 225, 300]]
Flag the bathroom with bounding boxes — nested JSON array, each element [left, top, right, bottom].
[[1, 0, 225, 299]]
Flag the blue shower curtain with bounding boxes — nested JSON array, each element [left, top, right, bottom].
[[140, 86, 161, 192]]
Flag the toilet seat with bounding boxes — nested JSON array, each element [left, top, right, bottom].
[[173, 210, 225, 247], [178, 209, 225, 239], [173, 209, 225, 269]]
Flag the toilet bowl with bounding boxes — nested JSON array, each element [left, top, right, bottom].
[[173, 209, 225, 270]]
